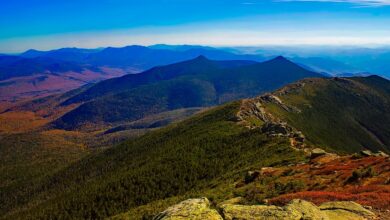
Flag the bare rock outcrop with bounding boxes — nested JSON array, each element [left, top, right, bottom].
[[237, 95, 305, 148], [319, 201, 376, 220], [155, 198, 376, 220], [153, 198, 222, 220]]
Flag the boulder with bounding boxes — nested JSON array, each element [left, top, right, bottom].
[[220, 199, 328, 220], [310, 148, 327, 159], [156, 198, 376, 220], [292, 132, 305, 142], [221, 200, 375, 220], [374, 151, 389, 157], [319, 201, 375, 219], [360, 150, 373, 157], [321, 209, 366, 220], [285, 199, 329, 220], [220, 203, 302, 220], [153, 198, 223, 220], [261, 122, 291, 136]]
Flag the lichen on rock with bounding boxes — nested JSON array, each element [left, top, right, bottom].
[[220, 203, 302, 220], [285, 199, 329, 220], [155, 198, 376, 220], [153, 197, 222, 220], [319, 201, 376, 219]]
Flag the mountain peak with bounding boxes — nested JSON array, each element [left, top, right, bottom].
[[262, 55, 305, 68], [272, 56, 289, 62], [24, 49, 40, 53], [20, 49, 45, 58], [185, 55, 211, 64], [194, 55, 209, 60]]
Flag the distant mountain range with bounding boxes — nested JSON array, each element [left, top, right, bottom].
[[238, 46, 390, 78], [2, 44, 389, 103], [0, 45, 266, 102], [4, 44, 390, 79], [19, 45, 265, 69]]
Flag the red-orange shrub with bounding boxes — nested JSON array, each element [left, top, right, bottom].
[[268, 190, 390, 209]]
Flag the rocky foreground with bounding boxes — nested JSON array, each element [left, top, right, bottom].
[[151, 151, 390, 220], [154, 197, 376, 220]]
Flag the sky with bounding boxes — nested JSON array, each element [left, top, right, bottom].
[[1, 0, 390, 53]]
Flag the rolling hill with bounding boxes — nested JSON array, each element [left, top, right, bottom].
[[53, 56, 323, 130], [2, 75, 389, 219]]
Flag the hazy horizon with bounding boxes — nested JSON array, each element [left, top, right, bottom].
[[3, 44, 390, 55], [2, 0, 390, 53]]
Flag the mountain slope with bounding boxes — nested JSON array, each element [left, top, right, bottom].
[[61, 55, 226, 104], [54, 56, 322, 130], [3, 75, 389, 219], [2, 102, 304, 219], [239, 75, 390, 153]]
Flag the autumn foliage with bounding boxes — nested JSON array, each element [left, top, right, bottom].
[[240, 154, 390, 211], [269, 186, 390, 209]]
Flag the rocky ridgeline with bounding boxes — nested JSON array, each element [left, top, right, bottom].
[[273, 80, 307, 97], [236, 94, 305, 149], [154, 197, 376, 220]]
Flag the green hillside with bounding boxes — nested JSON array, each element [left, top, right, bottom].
[[262, 76, 390, 153], [2, 75, 389, 219], [54, 78, 218, 129], [0, 132, 90, 218], [3, 102, 304, 219], [53, 56, 322, 130]]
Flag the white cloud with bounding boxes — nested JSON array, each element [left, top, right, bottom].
[[278, 0, 390, 6]]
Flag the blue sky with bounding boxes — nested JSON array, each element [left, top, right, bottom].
[[1, 0, 390, 52]]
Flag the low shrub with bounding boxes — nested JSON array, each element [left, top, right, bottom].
[[268, 190, 390, 209], [347, 166, 376, 183]]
